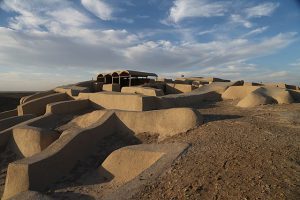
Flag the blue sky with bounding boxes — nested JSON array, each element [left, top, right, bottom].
[[0, 0, 299, 91]]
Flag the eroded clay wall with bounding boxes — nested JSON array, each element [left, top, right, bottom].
[[20, 90, 56, 104], [103, 84, 121, 92], [166, 83, 196, 94], [17, 93, 70, 116], [2, 107, 203, 199], [222, 86, 261, 100], [11, 125, 59, 158], [2, 112, 117, 199], [0, 115, 35, 132], [114, 108, 203, 138], [288, 89, 300, 102], [55, 86, 90, 97], [46, 99, 90, 115], [121, 87, 164, 96], [0, 114, 61, 152], [78, 92, 157, 111], [0, 109, 18, 121]]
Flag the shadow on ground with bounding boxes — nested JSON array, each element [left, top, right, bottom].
[[202, 114, 242, 123], [48, 122, 142, 192], [50, 192, 95, 200]]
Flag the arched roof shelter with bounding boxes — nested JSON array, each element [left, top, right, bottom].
[[97, 70, 158, 86], [97, 74, 105, 82]]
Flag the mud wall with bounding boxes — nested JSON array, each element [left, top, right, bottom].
[[0, 114, 61, 152], [46, 99, 90, 115], [78, 90, 222, 112], [0, 115, 35, 132], [2, 112, 117, 199], [2, 108, 202, 198], [103, 84, 121, 92], [115, 108, 202, 138], [121, 87, 164, 96], [17, 93, 70, 116], [0, 109, 18, 120], [222, 86, 261, 100], [78, 92, 157, 111], [166, 83, 197, 94], [11, 125, 59, 158], [20, 91, 56, 104], [54, 86, 90, 97]]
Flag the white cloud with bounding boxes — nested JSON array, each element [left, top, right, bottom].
[[230, 14, 252, 28], [123, 32, 297, 71], [0, 0, 92, 32], [157, 62, 299, 85], [246, 2, 280, 18], [0, 23, 296, 76], [167, 0, 228, 23], [81, 0, 113, 21], [265, 71, 288, 78], [197, 29, 216, 36], [248, 70, 299, 85], [47, 8, 92, 27], [242, 26, 269, 38], [0, 0, 299, 90], [289, 59, 300, 67]]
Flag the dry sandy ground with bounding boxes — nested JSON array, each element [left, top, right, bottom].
[[133, 101, 300, 200], [0, 147, 17, 196], [46, 101, 300, 200]]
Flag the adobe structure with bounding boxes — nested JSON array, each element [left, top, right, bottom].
[[0, 69, 299, 199]]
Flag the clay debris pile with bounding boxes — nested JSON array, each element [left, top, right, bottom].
[[0, 70, 299, 199]]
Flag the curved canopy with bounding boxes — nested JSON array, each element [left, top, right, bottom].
[[97, 70, 157, 79], [116, 70, 157, 77]]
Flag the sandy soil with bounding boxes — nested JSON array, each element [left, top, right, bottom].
[[133, 101, 300, 200], [0, 147, 17, 196], [44, 100, 300, 200]]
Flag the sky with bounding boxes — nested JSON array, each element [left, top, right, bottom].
[[0, 0, 299, 91]]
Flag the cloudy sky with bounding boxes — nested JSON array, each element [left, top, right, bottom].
[[0, 0, 299, 91]]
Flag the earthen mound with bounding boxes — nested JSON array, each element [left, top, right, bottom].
[[222, 86, 294, 107], [222, 86, 260, 100], [237, 91, 274, 108], [99, 148, 164, 184], [193, 80, 244, 94]]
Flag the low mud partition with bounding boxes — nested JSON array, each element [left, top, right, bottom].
[[78, 92, 158, 111], [2, 112, 117, 199], [18, 93, 71, 116], [45, 99, 91, 115], [100, 148, 164, 184], [121, 86, 164, 96], [11, 125, 59, 158], [1, 108, 202, 199], [0, 115, 35, 132], [59, 108, 203, 139], [0, 109, 18, 121], [20, 90, 56, 105], [102, 143, 189, 200]]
